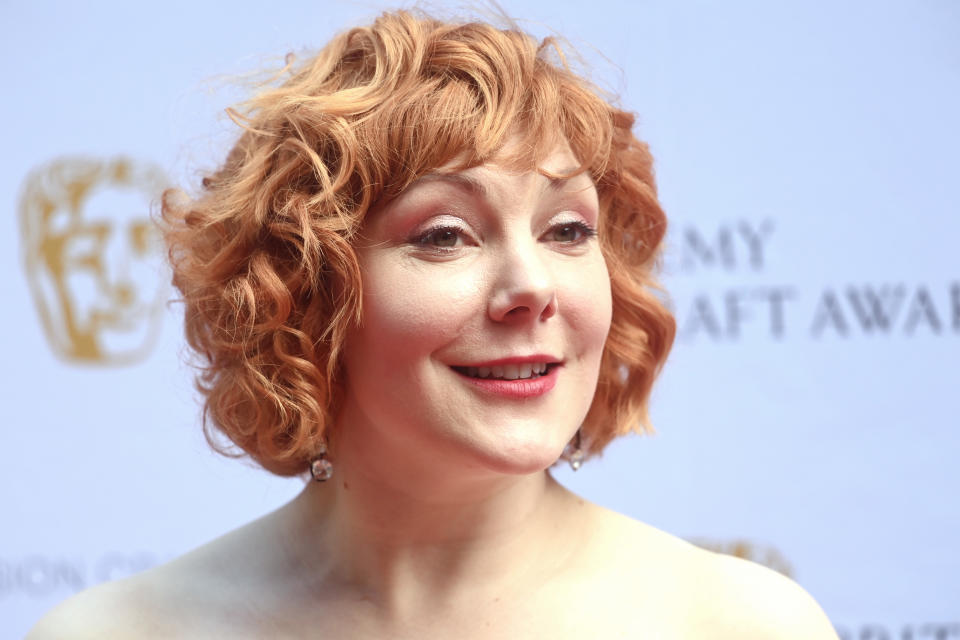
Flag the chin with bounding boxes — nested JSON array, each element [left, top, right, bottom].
[[466, 438, 569, 477]]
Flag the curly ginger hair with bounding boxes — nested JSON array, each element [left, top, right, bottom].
[[162, 9, 675, 476]]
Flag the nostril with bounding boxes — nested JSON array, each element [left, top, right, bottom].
[[489, 290, 557, 323]]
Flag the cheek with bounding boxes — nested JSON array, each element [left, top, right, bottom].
[[350, 257, 484, 368], [560, 257, 613, 351]]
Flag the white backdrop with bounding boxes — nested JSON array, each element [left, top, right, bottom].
[[3, 1, 958, 638]]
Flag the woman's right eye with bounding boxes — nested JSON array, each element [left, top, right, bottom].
[[413, 226, 466, 250]]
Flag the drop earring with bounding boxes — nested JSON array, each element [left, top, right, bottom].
[[309, 441, 333, 482], [564, 429, 585, 471]]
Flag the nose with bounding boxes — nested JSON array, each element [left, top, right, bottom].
[[487, 241, 558, 323]]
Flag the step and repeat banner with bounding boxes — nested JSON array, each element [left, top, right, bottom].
[[3, 1, 957, 638]]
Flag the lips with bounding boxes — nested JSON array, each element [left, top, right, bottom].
[[449, 356, 562, 398]]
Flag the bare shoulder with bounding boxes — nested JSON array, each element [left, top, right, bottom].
[[692, 550, 840, 639], [26, 573, 170, 639], [27, 515, 275, 638], [580, 505, 838, 638]]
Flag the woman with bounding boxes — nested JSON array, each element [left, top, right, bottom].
[[31, 9, 838, 638]]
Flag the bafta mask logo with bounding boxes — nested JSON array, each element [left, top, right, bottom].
[[19, 156, 168, 366]]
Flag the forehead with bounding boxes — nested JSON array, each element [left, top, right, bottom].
[[363, 135, 601, 230], [409, 141, 596, 200]]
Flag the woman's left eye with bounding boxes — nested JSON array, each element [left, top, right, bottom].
[[544, 221, 597, 244]]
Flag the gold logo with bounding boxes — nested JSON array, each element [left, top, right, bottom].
[[19, 157, 168, 366]]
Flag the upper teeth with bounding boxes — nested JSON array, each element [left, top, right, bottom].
[[464, 363, 549, 380]]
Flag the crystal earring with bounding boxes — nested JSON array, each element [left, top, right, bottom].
[[309, 441, 333, 482], [564, 429, 585, 471]]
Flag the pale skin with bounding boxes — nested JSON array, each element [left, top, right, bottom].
[[30, 143, 839, 639]]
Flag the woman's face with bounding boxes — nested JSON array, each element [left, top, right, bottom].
[[339, 142, 612, 475]]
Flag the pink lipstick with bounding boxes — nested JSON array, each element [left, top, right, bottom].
[[450, 356, 561, 398]]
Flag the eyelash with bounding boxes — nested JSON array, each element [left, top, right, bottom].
[[411, 225, 470, 253], [412, 220, 598, 254], [545, 220, 598, 244]]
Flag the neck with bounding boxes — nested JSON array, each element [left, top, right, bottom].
[[283, 414, 585, 617]]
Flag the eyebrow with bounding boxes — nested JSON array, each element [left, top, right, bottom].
[[410, 167, 588, 200], [412, 172, 489, 198]]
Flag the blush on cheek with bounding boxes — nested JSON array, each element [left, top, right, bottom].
[[362, 263, 482, 344], [562, 267, 612, 341]]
